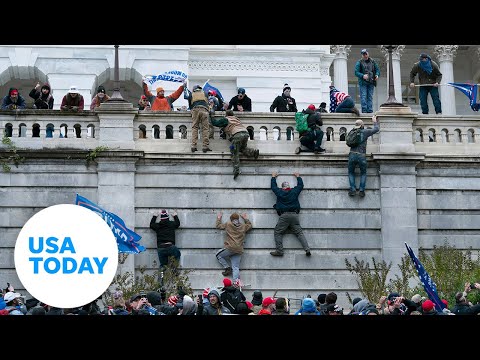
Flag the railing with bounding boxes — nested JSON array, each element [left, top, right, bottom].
[[1, 110, 479, 155]]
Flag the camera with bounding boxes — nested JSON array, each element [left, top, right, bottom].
[[470, 283, 476, 289]]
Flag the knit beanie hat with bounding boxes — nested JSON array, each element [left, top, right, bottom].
[[283, 83, 291, 92], [168, 295, 178, 306], [160, 209, 169, 220], [97, 85, 106, 94], [252, 290, 263, 306]]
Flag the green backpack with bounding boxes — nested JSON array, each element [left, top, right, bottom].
[[346, 127, 363, 147], [295, 112, 309, 133]]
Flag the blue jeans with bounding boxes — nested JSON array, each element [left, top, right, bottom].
[[419, 86, 442, 114], [359, 83, 375, 113], [157, 245, 181, 268], [300, 128, 324, 151], [335, 97, 355, 113], [216, 248, 242, 281], [348, 152, 368, 191]]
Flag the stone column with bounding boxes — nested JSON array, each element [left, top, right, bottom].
[[381, 45, 405, 103], [95, 101, 137, 150], [330, 45, 351, 93], [374, 107, 425, 278], [373, 154, 425, 278], [96, 152, 143, 280], [434, 45, 458, 115]]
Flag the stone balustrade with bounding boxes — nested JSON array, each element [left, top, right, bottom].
[[1, 104, 480, 311], [1, 109, 479, 156]]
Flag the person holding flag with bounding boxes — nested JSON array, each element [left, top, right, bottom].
[[405, 242, 445, 312], [409, 53, 442, 115], [142, 75, 186, 111]]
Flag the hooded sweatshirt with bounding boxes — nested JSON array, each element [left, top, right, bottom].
[[29, 84, 54, 109], [216, 217, 252, 254]]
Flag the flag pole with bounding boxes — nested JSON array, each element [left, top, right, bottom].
[[203, 79, 210, 88], [414, 84, 447, 87], [413, 84, 480, 86]]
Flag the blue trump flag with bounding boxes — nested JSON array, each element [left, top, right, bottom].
[[75, 194, 145, 254], [202, 80, 225, 102], [404, 242, 444, 312], [447, 82, 480, 111]]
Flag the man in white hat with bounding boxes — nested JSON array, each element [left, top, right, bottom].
[[3, 291, 25, 315], [60, 85, 84, 112]]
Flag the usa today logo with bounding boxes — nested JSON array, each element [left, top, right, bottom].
[[14, 204, 118, 309]]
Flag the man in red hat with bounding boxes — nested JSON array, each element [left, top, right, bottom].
[[1, 88, 26, 110], [295, 104, 325, 155]]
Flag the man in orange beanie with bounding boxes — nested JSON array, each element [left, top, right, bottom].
[[142, 78, 186, 111]]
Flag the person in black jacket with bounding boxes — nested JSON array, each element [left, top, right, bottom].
[[225, 87, 252, 112], [295, 104, 325, 154], [29, 82, 54, 109], [149, 209, 181, 269], [270, 83, 297, 112], [270, 171, 311, 257], [451, 282, 480, 315]]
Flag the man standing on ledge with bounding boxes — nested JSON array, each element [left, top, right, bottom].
[[409, 53, 442, 115], [270, 171, 311, 257], [270, 84, 297, 113]]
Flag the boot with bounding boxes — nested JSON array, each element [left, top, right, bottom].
[[270, 250, 284, 256], [222, 267, 232, 276]]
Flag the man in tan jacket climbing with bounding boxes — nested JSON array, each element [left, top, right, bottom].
[[215, 212, 252, 282]]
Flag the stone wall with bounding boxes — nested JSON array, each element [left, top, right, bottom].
[[1, 107, 480, 311]]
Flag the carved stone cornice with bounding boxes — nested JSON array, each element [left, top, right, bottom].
[[188, 60, 320, 72], [434, 45, 458, 62], [380, 45, 405, 61], [330, 45, 351, 60]]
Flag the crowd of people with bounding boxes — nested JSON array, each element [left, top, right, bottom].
[[2, 280, 479, 315]]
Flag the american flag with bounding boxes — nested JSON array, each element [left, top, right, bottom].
[[405, 242, 445, 312], [329, 87, 338, 112]]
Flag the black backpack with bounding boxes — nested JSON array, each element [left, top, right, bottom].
[[346, 128, 363, 147], [221, 289, 243, 314]]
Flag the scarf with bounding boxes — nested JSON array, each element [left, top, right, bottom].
[[419, 58, 433, 75], [232, 219, 240, 226]]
